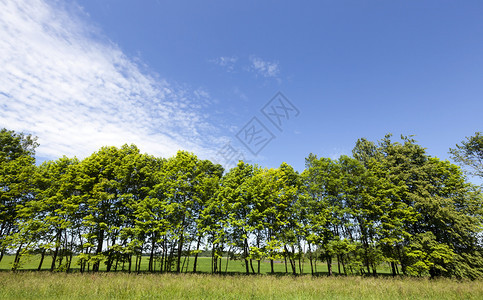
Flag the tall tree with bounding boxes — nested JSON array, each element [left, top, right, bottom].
[[78, 144, 142, 272], [0, 129, 38, 264], [216, 161, 255, 274]]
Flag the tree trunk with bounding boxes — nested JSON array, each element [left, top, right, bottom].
[[193, 235, 202, 273], [211, 243, 216, 273], [0, 248, 5, 264], [149, 238, 156, 272], [93, 229, 104, 272], [66, 251, 73, 273], [397, 245, 407, 275], [284, 245, 296, 275], [176, 234, 184, 273], [12, 244, 23, 271], [284, 252, 288, 273], [250, 259, 255, 274], [0, 224, 11, 264], [341, 254, 347, 275], [298, 255, 303, 274], [50, 245, 59, 272], [38, 248, 46, 271], [327, 255, 332, 276], [244, 238, 250, 274], [137, 254, 142, 273], [337, 254, 341, 274], [308, 243, 314, 275]]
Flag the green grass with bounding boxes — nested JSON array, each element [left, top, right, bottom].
[[0, 272, 482, 299], [0, 256, 480, 299], [0, 254, 341, 274]]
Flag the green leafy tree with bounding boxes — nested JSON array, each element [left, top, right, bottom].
[[302, 154, 342, 276], [450, 132, 483, 180], [77, 144, 142, 272], [0, 129, 38, 265], [216, 161, 255, 274]]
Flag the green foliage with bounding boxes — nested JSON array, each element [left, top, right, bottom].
[[406, 232, 455, 277], [1, 128, 482, 279], [450, 132, 483, 178], [0, 128, 38, 267]]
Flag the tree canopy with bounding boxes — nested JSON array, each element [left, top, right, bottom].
[[1, 128, 482, 279]]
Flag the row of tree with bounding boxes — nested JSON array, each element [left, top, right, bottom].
[[1, 128, 482, 279]]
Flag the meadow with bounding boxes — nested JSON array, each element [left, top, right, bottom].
[[1, 256, 482, 299], [0, 254, 336, 274], [1, 271, 482, 299], [1, 254, 392, 275]]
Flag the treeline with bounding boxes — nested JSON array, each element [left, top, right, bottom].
[[1, 128, 482, 279]]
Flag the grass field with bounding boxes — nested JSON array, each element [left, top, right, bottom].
[[0, 254, 349, 275], [0, 272, 482, 299], [1, 255, 482, 299]]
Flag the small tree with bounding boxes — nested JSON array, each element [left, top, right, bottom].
[[450, 132, 483, 180]]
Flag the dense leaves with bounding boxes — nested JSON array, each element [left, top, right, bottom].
[[1, 128, 482, 279]]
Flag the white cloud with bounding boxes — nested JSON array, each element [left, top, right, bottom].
[[249, 56, 280, 78], [0, 0, 225, 161], [209, 56, 238, 72]]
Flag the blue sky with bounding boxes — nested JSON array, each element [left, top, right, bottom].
[[1, 0, 482, 178]]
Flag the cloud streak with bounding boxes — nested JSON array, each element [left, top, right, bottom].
[[209, 56, 238, 72], [0, 0, 224, 161], [249, 56, 280, 78]]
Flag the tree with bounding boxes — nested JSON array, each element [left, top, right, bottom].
[[355, 134, 483, 278], [0, 129, 38, 265], [302, 154, 341, 276], [32, 156, 80, 272], [244, 163, 300, 274], [77, 144, 143, 272], [216, 161, 255, 274], [450, 132, 483, 179]]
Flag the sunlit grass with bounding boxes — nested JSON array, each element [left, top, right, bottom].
[[0, 272, 481, 299], [1, 254, 346, 274]]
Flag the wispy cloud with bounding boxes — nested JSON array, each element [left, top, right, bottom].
[[209, 56, 238, 72], [0, 0, 224, 161], [249, 56, 280, 78]]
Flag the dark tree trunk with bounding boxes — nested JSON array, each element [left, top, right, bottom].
[[284, 245, 296, 275], [341, 254, 347, 275], [250, 259, 255, 274], [192, 235, 202, 273], [244, 238, 250, 274], [225, 247, 231, 274], [38, 248, 46, 271], [337, 254, 341, 274], [308, 243, 314, 275], [391, 262, 397, 277], [50, 246, 59, 272], [93, 229, 104, 272], [137, 254, 142, 273], [0, 248, 5, 264], [51, 230, 62, 272], [397, 245, 407, 275], [66, 252, 73, 273], [12, 244, 23, 271], [149, 238, 156, 272], [176, 234, 184, 273], [284, 252, 288, 273]]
